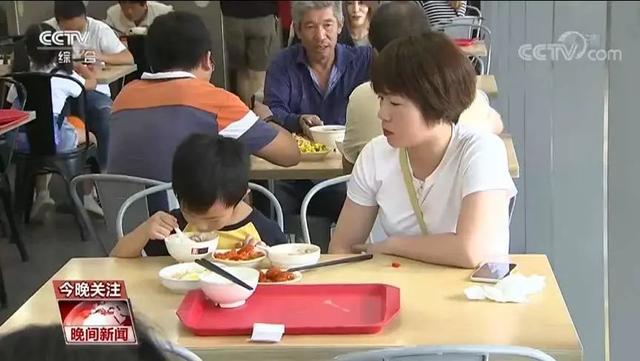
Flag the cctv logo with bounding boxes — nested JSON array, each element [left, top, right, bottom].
[[39, 30, 89, 47]]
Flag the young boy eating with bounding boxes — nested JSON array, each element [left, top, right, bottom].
[[110, 134, 287, 257]]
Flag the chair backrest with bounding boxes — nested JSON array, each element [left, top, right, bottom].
[[126, 35, 150, 74], [300, 175, 351, 244], [436, 16, 482, 39], [335, 345, 557, 361], [70, 174, 166, 252], [0, 77, 26, 172], [7, 71, 89, 155], [117, 182, 285, 239]]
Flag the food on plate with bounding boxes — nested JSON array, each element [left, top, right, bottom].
[[259, 267, 296, 283], [171, 268, 207, 281], [295, 134, 327, 153], [391, 262, 401, 268], [288, 248, 317, 256], [213, 244, 264, 261]]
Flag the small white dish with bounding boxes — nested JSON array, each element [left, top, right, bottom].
[[158, 262, 209, 293], [267, 243, 321, 269], [199, 266, 260, 308]]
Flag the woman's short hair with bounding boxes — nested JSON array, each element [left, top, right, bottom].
[[372, 31, 476, 126]]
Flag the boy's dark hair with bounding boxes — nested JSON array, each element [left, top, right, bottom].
[[54, 1, 86, 20], [119, 1, 147, 5], [24, 23, 72, 73], [369, 1, 429, 53], [146, 11, 212, 72], [172, 134, 249, 213], [0, 324, 168, 361], [372, 31, 476, 125]]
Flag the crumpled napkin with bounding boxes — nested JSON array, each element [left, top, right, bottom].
[[464, 273, 546, 303]]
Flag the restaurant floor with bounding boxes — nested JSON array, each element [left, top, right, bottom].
[[0, 176, 107, 324]]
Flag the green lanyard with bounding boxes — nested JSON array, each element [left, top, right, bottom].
[[399, 148, 429, 235]]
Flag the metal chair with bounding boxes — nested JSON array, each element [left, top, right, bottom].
[[7, 72, 99, 242], [69, 174, 166, 255], [300, 175, 351, 244], [335, 345, 556, 361], [116, 182, 285, 239], [434, 23, 493, 74]]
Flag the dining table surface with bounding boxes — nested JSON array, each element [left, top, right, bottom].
[[251, 133, 520, 180], [0, 63, 136, 85], [477, 75, 498, 96], [0, 254, 581, 361], [460, 39, 488, 57]]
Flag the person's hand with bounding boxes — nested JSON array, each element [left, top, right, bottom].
[[143, 212, 178, 240], [298, 114, 323, 139], [243, 235, 267, 248], [253, 101, 273, 120], [351, 237, 397, 254], [73, 62, 97, 79]]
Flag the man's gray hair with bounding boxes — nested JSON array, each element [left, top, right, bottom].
[[292, 1, 344, 28]]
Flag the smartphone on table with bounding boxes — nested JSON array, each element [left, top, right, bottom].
[[470, 262, 516, 283]]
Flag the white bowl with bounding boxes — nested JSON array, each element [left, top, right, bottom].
[[199, 266, 260, 308], [164, 232, 218, 263], [267, 244, 321, 269], [310, 125, 346, 151], [158, 262, 209, 293]]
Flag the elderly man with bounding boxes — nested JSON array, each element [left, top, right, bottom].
[[264, 1, 371, 247], [264, 1, 372, 137], [342, 1, 504, 171]]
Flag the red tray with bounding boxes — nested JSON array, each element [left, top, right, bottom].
[[176, 284, 400, 336], [454, 38, 476, 47], [0, 110, 29, 126]]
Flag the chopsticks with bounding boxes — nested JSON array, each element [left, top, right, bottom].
[[195, 259, 254, 291], [287, 254, 373, 272]]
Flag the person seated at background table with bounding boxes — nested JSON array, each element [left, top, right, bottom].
[[328, 31, 516, 268], [289, 1, 379, 47], [415, 0, 467, 26], [342, 1, 502, 172], [106, 1, 173, 35], [46, 1, 134, 172], [6, 23, 99, 221], [265, 0, 372, 136], [0, 324, 170, 361], [263, 1, 372, 235], [107, 11, 299, 182], [111, 134, 287, 257]]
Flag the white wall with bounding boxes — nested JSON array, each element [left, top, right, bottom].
[[608, 2, 640, 361], [482, 2, 608, 360]]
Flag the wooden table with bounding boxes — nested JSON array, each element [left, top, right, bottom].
[[0, 111, 35, 135], [461, 40, 488, 57], [477, 75, 498, 96], [251, 136, 520, 180], [96, 64, 137, 84], [0, 64, 136, 85], [500, 134, 520, 179], [251, 152, 344, 180], [0, 255, 581, 361]]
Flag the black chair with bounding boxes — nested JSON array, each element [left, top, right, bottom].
[[0, 77, 28, 261], [124, 35, 149, 83], [0, 77, 28, 308], [7, 72, 99, 241]]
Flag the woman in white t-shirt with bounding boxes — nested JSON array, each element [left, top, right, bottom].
[[8, 23, 98, 221], [329, 31, 516, 268]]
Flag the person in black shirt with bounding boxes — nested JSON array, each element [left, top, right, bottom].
[[110, 134, 287, 257]]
